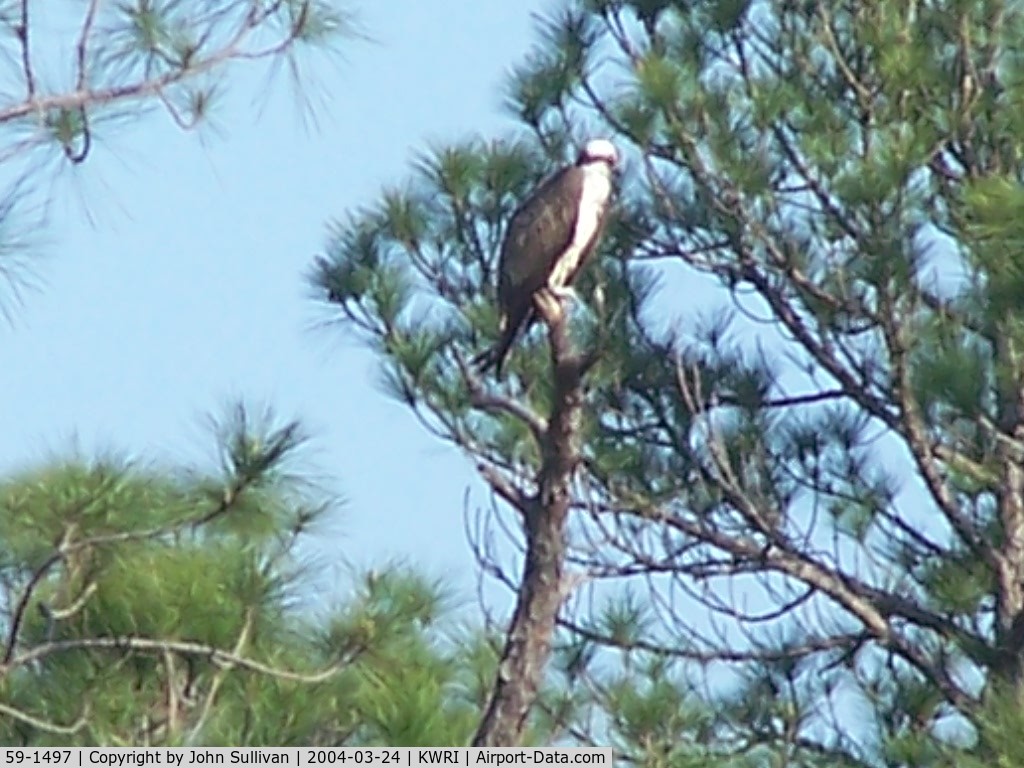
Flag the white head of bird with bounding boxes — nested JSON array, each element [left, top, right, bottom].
[[577, 138, 620, 168]]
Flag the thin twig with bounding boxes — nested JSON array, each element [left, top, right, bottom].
[[0, 700, 87, 735], [16, 0, 34, 98]]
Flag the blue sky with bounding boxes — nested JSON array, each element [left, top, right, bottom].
[[0, 1, 548, 602]]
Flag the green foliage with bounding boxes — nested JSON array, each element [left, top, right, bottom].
[[605, 674, 702, 760], [0, 406, 480, 747], [940, 684, 1024, 767], [507, 10, 598, 129], [961, 176, 1024, 315]]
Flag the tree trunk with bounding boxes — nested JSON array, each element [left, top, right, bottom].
[[472, 297, 585, 746]]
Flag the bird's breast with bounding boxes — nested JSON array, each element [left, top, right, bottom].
[[548, 165, 612, 287]]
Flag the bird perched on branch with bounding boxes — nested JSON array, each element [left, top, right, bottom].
[[475, 138, 620, 378]]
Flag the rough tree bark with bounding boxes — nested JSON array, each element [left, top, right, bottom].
[[472, 294, 587, 747], [993, 331, 1024, 689]]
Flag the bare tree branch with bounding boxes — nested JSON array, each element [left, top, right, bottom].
[[3, 634, 355, 684], [0, 700, 87, 736]]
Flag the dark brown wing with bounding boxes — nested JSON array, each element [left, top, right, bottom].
[[497, 166, 585, 308], [475, 167, 585, 377]]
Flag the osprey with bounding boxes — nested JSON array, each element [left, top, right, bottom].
[[477, 138, 619, 377]]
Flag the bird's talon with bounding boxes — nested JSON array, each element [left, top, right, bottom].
[[548, 286, 578, 304]]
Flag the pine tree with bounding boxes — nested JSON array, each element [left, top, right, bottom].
[[311, 0, 1024, 762], [0, 0, 351, 314], [0, 404, 489, 746]]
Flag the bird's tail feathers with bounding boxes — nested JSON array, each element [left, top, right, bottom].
[[473, 330, 517, 380], [473, 308, 531, 380]]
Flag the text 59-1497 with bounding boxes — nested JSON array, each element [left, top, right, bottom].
[[4, 752, 72, 765]]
